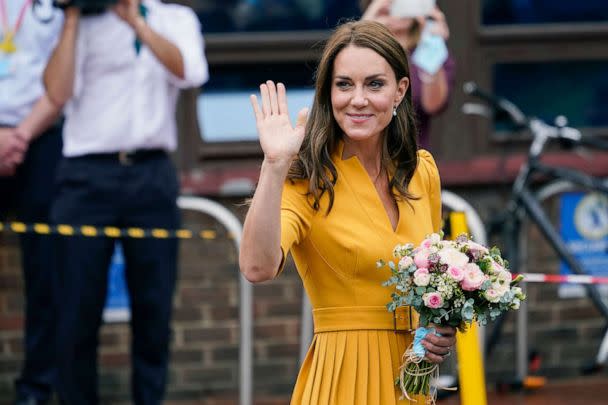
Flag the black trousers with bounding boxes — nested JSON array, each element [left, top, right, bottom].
[[0, 126, 63, 402], [51, 153, 180, 405]]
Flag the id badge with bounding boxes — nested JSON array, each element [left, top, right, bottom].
[[0, 56, 14, 79]]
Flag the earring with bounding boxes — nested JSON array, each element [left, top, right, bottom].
[[393, 106, 397, 117]]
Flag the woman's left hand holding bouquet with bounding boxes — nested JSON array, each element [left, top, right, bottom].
[[420, 324, 456, 364]]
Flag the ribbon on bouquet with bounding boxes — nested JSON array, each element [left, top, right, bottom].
[[399, 327, 456, 404]]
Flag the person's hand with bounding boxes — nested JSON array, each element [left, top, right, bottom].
[[426, 6, 450, 40], [421, 324, 456, 364], [113, 0, 143, 29], [362, 0, 417, 44], [250, 81, 308, 166], [362, 0, 392, 21], [0, 128, 28, 176]]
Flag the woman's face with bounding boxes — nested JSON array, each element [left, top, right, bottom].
[[331, 45, 408, 144]]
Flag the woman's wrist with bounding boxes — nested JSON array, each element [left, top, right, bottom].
[[419, 71, 438, 84]]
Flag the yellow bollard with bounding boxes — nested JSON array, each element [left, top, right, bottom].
[[449, 211, 488, 405]]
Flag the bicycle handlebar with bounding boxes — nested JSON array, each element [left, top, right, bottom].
[[463, 81, 608, 152], [463, 81, 528, 129]]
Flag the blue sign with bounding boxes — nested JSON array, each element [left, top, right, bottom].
[[103, 242, 131, 322], [559, 192, 608, 297]]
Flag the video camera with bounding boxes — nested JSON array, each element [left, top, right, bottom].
[[52, 0, 118, 15]]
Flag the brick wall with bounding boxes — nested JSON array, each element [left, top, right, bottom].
[[1, 192, 607, 403]]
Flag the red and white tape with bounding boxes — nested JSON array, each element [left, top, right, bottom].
[[519, 273, 608, 284]]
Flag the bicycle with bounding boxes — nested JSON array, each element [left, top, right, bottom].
[[462, 81, 608, 386]]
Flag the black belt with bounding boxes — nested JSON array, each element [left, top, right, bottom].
[[70, 149, 167, 165]]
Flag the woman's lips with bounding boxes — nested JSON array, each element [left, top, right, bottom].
[[347, 113, 373, 123]]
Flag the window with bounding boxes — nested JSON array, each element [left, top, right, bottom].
[[492, 60, 608, 131], [482, 0, 608, 26], [198, 62, 316, 143], [193, 0, 361, 33]]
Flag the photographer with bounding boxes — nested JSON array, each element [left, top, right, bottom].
[[43, 0, 208, 403], [0, 0, 63, 403]]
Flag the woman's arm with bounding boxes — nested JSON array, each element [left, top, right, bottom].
[[419, 7, 454, 115], [239, 81, 308, 283]]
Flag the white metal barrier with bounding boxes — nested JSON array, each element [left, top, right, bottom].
[[177, 197, 250, 405]]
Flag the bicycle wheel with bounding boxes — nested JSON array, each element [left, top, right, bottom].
[[517, 179, 608, 379]]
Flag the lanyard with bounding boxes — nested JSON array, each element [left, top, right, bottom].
[[0, 0, 33, 53]]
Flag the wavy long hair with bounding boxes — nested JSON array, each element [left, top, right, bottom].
[[288, 20, 419, 213]]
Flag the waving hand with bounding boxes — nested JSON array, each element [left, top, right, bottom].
[[250, 81, 308, 166]]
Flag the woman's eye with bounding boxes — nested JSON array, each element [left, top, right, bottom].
[[335, 81, 351, 89], [369, 80, 384, 89]]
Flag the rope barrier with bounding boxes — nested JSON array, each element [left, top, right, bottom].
[[0, 221, 231, 240], [520, 273, 608, 285]]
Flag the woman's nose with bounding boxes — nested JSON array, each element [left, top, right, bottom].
[[351, 87, 368, 107]]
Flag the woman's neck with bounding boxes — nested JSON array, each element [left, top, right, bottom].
[[342, 137, 384, 179]]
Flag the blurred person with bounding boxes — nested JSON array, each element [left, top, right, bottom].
[[239, 20, 456, 404], [43, 0, 208, 403], [362, 0, 455, 149], [0, 0, 63, 403]]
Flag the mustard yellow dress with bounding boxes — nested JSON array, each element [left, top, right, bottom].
[[279, 142, 442, 405]]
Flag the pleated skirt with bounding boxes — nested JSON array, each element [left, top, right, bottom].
[[290, 330, 425, 405]]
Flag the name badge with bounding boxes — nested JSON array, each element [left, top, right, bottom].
[[0, 56, 14, 79]]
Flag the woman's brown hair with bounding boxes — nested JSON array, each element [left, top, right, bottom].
[[288, 20, 419, 213]]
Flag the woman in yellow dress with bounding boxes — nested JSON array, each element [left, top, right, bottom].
[[239, 20, 456, 404]]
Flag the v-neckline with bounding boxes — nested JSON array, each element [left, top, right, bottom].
[[334, 140, 401, 233]]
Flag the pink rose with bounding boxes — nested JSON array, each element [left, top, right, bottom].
[[423, 292, 444, 309], [461, 263, 487, 291], [447, 266, 464, 282], [414, 249, 430, 269], [466, 241, 489, 254]]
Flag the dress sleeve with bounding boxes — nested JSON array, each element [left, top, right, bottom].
[[418, 149, 442, 233], [277, 179, 313, 276]]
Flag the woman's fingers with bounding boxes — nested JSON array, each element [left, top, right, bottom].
[[250, 94, 262, 123], [267, 80, 280, 115], [277, 82, 289, 116], [422, 324, 456, 364], [260, 83, 271, 117]]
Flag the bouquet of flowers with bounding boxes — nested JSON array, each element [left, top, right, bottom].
[[377, 232, 525, 403]]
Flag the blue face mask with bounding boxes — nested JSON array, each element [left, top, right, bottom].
[[411, 20, 448, 75]]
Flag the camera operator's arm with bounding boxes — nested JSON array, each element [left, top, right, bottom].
[[43, 7, 80, 106], [16, 93, 63, 143], [114, 0, 207, 88]]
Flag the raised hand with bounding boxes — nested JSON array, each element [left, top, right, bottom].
[[250, 81, 308, 166], [112, 0, 142, 28], [428, 6, 450, 40]]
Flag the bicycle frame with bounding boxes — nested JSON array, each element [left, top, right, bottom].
[[500, 141, 608, 381], [506, 148, 608, 320], [464, 81, 608, 383]]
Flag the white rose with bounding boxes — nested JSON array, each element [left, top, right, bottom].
[[483, 288, 502, 303], [438, 247, 469, 268], [413, 268, 431, 287], [398, 256, 414, 271]]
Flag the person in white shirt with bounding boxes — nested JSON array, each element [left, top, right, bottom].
[[43, 0, 208, 403], [0, 1, 63, 403]]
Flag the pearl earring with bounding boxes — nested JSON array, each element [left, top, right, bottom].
[[393, 106, 397, 117]]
